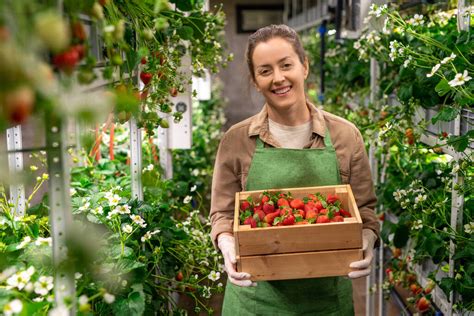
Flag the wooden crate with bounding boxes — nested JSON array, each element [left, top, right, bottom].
[[234, 184, 363, 281]]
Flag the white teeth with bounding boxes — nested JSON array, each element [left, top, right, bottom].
[[273, 86, 291, 94]]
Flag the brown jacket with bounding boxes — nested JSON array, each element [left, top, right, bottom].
[[210, 101, 379, 247]]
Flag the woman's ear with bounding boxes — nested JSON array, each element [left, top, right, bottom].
[[252, 78, 261, 92]]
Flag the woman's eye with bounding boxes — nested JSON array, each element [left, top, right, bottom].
[[283, 63, 292, 68], [260, 69, 270, 75]]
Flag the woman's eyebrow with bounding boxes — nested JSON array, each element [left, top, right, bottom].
[[256, 56, 292, 68]]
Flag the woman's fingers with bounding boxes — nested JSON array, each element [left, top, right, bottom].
[[348, 268, 371, 279]]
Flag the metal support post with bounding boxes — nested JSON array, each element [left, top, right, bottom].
[[6, 126, 26, 215], [45, 113, 75, 314], [129, 118, 143, 200], [158, 124, 173, 180]]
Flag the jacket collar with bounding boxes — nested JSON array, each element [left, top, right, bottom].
[[248, 100, 327, 142]]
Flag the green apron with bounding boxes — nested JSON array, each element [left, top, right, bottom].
[[222, 130, 354, 316]]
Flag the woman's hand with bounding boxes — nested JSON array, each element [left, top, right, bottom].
[[348, 229, 378, 279], [217, 233, 257, 287]]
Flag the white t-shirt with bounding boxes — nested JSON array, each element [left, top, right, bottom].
[[268, 118, 312, 149]]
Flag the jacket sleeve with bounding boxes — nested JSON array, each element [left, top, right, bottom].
[[350, 128, 380, 246], [210, 132, 242, 249]]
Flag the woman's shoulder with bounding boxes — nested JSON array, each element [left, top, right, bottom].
[[320, 109, 360, 135], [222, 113, 259, 139]]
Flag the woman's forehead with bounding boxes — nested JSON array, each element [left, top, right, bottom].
[[252, 38, 298, 66]]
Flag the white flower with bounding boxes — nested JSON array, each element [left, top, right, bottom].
[[115, 205, 131, 215], [412, 220, 423, 230], [16, 236, 32, 249], [3, 299, 23, 316], [183, 196, 192, 204], [382, 18, 391, 34], [7, 267, 35, 290], [415, 194, 427, 204], [130, 215, 147, 228], [452, 163, 460, 174], [208, 270, 221, 281], [393, 189, 406, 202], [140, 229, 160, 242], [427, 64, 441, 77], [464, 222, 474, 234], [0, 267, 17, 282], [403, 56, 413, 68], [33, 297, 44, 302], [75, 272, 83, 279], [78, 201, 90, 212], [441, 53, 456, 64], [103, 292, 115, 304], [192, 169, 200, 177], [327, 29, 336, 35], [190, 185, 197, 192], [122, 224, 133, 234], [412, 14, 424, 26], [69, 188, 77, 196], [79, 295, 88, 306], [30, 165, 38, 171], [106, 193, 121, 206], [217, 282, 223, 287], [91, 206, 103, 215], [353, 41, 361, 50], [368, 4, 386, 17], [34, 275, 54, 296], [35, 237, 52, 247], [201, 286, 211, 299], [106, 208, 119, 219], [48, 305, 69, 316], [448, 70, 472, 87], [143, 164, 154, 172]]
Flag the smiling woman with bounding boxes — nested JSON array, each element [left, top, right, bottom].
[[210, 24, 380, 315]]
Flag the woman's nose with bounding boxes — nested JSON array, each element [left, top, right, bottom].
[[273, 69, 285, 83]]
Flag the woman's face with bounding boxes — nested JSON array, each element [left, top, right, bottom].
[[252, 37, 308, 113]]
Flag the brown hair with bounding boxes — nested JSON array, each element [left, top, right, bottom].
[[246, 24, 307, 81]]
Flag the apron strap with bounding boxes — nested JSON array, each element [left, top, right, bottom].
[[323, 129, 335, 148]]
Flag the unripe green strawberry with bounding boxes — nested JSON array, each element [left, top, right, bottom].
[[91, 2, 104, 20], [159, 119, 169, 128], [35, 11, 70, 53]]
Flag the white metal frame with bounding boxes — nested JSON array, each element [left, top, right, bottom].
[[6, 126, 26, 215]]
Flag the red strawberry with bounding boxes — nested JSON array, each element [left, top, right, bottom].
[[339, 209, 351, 217], [416, 297, 430, 312], [53, 48, 79, 73], [262, 201, 275, 214], [140, 72, 153, 85], [71, 21, 86, 41], [314, 201, 324, 211], [243, 216, 257, 228], [290, 198, 304, 210], [304, 201, 317, 212], [326, 194, 339, 204], [140, 57, 147, 64], [424, 280, 435, 294], [316, 215, 330, 223], [264, 211, 280, 225], [240, 200, 251, 211], [279, 206, 292, 217], [305, 209, 317, 220], [277, 198, 290, 207], [254, 210, 265, 221], [332, 215, 344, 222], [319, 209, 328, 215], [260, 194, 270, 204], [170, 87, 178, 97], [175, 271, 183, 281], [253, 203, 263, 212], [72, 44, 85, 60], [295, 220, 309, 225], [295, 209, 305, 218], [282, 214, 295, 226], [4, 86, 35, 124], [307, 194, 318, 201]]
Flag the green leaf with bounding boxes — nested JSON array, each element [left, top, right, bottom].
[[435, 79, 451, 96], [115, 258, 145, 274], [381, 219, 396, 244], [431, 106, 459, 123], [439, 277, 454, 298], [170, 0, 194, 11], [448, 135, 469, 152], [453, 243, 474, 260], [393, 224, 409, 248]]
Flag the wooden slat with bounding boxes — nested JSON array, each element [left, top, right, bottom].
[[238, 249, 363, 281]]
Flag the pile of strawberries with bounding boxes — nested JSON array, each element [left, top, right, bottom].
[[239, 191, 352, 228]]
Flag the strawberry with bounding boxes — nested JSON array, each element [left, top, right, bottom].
[[53, 47, 79, 73], [4, 86, 35, 125], [72, 44, 86, 60], [290, 198, 304, 210], [240, 200, 251, 211], [264, 210, 280, 225], [71, 21, 86, 42], [282, 214, 295, 226], [279, 206, 292, 217], [339, 209, 351, 217], [140, 57, 147, 64], [314, 201, 324, 211], [316, 215, 330, 223], [175, 271, 183, 281], [35, 11, 70, 53], [140, 72, 153, 85], [243, 216, 257, 228], [260, 193, 270, 204], [332, 215, 344, 222], [262, 201, 275, 214], [304, 201, 317, 212], [416, 297, 430, 312], [277, 197, 290, 207], [295, 220, 309, 225], [326, 194, 339, 204], [305, 209, 317, 220], [253, 203, 263, 212], [319, 209, 328, 215], [254, 210, 265, 221], [170, 87, 178, 97], [423, 280, 435, 294], [405, 128, 415, 145], [307, 194, 318, 201], [295, 209, 305, 217], [392, 248, 402, 258]]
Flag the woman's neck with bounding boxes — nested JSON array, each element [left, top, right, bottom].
[[267, 101, 311, 126]]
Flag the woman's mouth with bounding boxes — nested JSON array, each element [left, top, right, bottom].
[[272, 86, 292, 96]]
